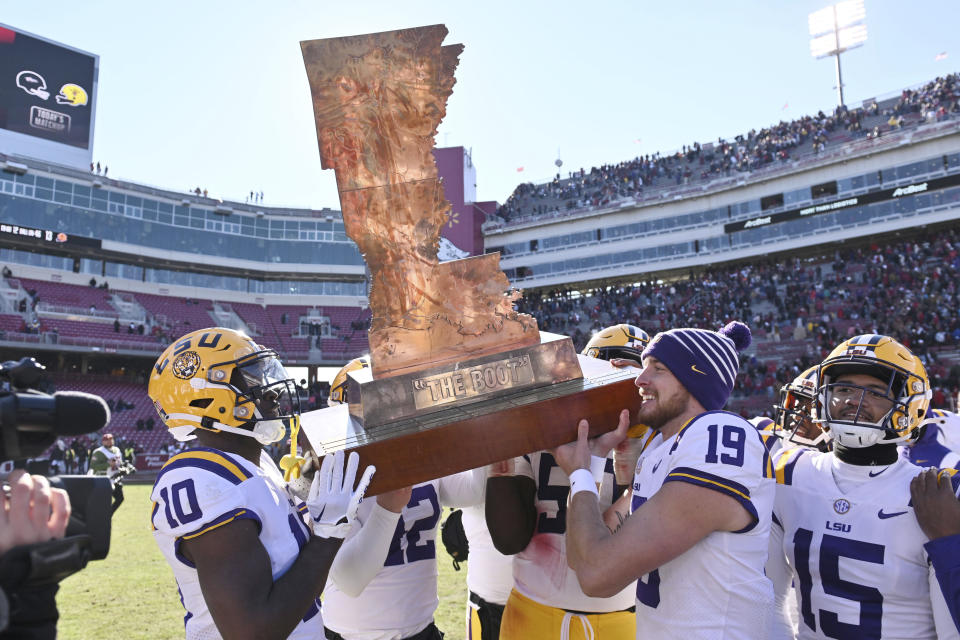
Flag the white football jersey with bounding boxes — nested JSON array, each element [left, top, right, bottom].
[[770, 449, 959, 639], [461, 503, 513, 605], [150, 447, 323, 640], [902, 409, 960, 470], [512, 451, 636, 613], [630, 411, 775, 639], [936, 410, 960, 453], [323, 471, 483, 640]]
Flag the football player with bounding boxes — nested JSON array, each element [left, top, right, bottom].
[[483, 324, 652, 640], [148, 328, 373, 640], [555, 322, 776, 639], [461, 500, 513, 640], [769, 366, 831, 455], [766, 334, 960, 639], [327, 355, 369, 407], [321, 358, 485, 640], [583, 324, 658, 482]]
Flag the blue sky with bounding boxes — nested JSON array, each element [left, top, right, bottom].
[[3, 0, 957, 210]]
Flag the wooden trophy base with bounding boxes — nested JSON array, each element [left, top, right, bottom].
[[299, 354, 642, 495]]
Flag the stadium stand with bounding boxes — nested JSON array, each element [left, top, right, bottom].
[[493, 73, 960, 225], [129, 292, 217, 343], [515, 224, 960, 418]]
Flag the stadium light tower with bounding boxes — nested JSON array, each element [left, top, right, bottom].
[[808, 0, 867, 108]]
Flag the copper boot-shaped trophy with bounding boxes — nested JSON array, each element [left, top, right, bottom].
[[299, 25, 640, 495]]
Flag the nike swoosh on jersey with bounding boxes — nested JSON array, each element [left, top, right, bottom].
[[691, 365, 707, 375], [868, 466, 890, 477], [877, 509, 908, 519], [652, 460, 662, 473]]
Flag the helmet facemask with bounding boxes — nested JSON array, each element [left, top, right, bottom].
[[775, 390, 830, 451], [584, 345, 644, 361], [581, 324, 650, 362], [215, 350, 300, 445], [817, 363, 910, 448]]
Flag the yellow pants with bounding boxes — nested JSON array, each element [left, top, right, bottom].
[[467, 592, 504, 640], [499, 589, 635, 640], [467, 605, 485, 640]]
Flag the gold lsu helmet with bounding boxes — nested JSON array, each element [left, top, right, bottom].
[[149, 327, 300, 443], [582, 324, 650, 362], [815, 334, 930, 448], [582, 324, 650, 439], [328, 356, 370, 406]]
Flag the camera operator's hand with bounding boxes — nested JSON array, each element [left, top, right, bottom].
[[0, 470, 71, 555]]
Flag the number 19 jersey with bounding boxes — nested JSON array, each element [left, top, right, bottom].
[[630, 411, 775, 639]]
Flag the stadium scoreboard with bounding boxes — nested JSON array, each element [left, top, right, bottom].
[[0, 23, 98, 169]]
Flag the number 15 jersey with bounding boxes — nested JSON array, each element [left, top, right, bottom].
[[769, 449, 960, 639], [630, 411, 775, 640]]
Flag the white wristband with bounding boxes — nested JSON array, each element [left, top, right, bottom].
[[589, 455, 607, 482], [569, 468, 600, 498]]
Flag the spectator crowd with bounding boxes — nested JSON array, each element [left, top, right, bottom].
[[515, 225, 960, 415], [495, 73, 960, 223]]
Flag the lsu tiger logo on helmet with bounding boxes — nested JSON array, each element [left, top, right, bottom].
[[815, 334, 930, 448], [581, 324, 650, 362], [172, 351, 201, 379], [149, 327, 300, 444], [55, 83, 88, 107], [328, 356, 370, 406]]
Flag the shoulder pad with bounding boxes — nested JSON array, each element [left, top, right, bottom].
[[773, 447, 808, 485], [156, 447, 254, 487]]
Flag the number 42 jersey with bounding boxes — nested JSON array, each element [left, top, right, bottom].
[[768, 449, 960, 640]]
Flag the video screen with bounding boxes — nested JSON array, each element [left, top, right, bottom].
[[0, 25, 96, 150]]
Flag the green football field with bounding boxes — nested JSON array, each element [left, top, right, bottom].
[[57, 484, 469, 639]]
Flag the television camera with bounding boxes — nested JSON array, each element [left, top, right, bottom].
[[0, 357, 113, 636]]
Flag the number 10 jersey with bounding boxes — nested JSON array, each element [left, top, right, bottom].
[[150, 447, 322, 640]]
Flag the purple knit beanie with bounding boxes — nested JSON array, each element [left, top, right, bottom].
[[640, 321, 752, 410]]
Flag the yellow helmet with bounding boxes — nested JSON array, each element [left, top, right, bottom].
[[581, 324, 650, 361], [774, 366, 828, 450], [582, 324, 649, 438], [815, 334, 930, 448], [56, 83, 88, 107], [149, 327, 300, 443], [328, 356, 370, 406]]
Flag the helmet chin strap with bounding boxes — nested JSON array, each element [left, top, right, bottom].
[[201, 420, 287, 445], [168, 414, 289, 445]]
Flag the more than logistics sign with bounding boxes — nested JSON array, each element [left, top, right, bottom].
[[724, 172, 960, 234]]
